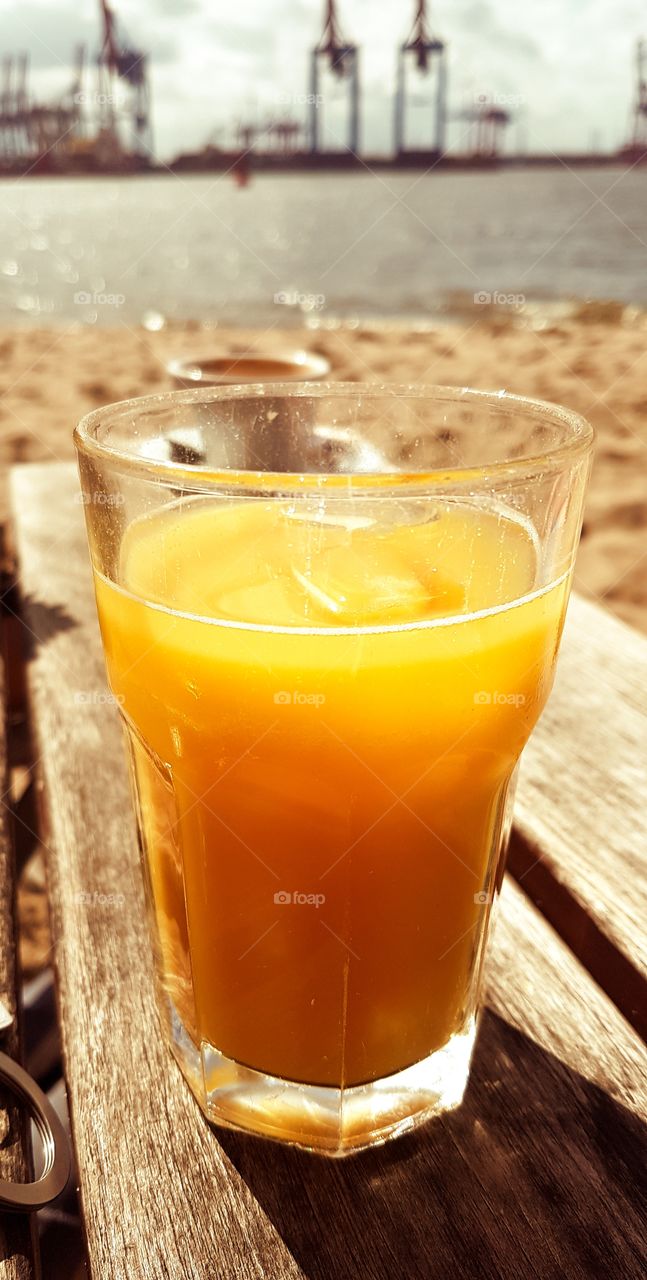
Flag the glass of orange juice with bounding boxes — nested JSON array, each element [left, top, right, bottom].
[[74, 384, 592, 1156]]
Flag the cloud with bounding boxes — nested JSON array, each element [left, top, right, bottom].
[[0, 1, 97, 69], [448, 1, 542, 60], [0, 0, 179, 71], [154, 0, 202, 13]]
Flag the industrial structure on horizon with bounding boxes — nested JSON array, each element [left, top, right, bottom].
[[0, 0, 151, 172], [0, 0, 644, 174], [229, 1, 510, 166]]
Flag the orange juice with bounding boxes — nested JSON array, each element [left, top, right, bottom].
[[95, 497, 569, 1088]]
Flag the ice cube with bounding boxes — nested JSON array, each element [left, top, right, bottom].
[[292, 539, 462, 624]]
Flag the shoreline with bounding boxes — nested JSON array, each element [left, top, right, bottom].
[[2, 296, 645, 335], [0, 156, 642, 181]]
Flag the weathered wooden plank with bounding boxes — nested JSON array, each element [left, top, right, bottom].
[[9, 462, 647, 1280], [0, 650, 37, 1275], [512, 593, 647, 1038]]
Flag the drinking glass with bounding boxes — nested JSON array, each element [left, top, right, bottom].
[[74, 384, 593, 1156]]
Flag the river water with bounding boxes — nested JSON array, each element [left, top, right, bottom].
[[0, 165, 645, 327]]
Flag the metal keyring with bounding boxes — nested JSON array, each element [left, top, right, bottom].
[[0, 1051, 71, 1211]]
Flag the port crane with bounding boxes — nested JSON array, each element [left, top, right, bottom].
[[97, 0, 152, 157], [471, 97, 511, 158], [394, 1, 447, 157], [309, 1, 360, 155]]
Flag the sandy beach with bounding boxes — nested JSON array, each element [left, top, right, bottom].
[[1, 313, 646, 632]]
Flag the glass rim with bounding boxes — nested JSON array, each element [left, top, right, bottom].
[[74, 381, 594, 490]]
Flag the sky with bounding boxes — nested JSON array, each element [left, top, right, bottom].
[[0, 0, 644, 160]]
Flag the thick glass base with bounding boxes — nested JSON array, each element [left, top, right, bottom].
[[167, 999, 476, 1157]]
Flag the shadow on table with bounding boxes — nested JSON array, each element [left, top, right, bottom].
[[7, 594, 77, 659], [217, 1010, 646, 1280]]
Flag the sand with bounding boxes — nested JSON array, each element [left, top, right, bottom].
[[1, 314, 645, 632]]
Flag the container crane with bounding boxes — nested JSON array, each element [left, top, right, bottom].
[[471, 97, 511, 159], [394, 1, 447, 158], [97, 0, 152, 157], [309, 1, 359, 155]]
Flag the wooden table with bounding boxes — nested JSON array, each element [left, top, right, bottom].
[[7, 462, 647, 1280]]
